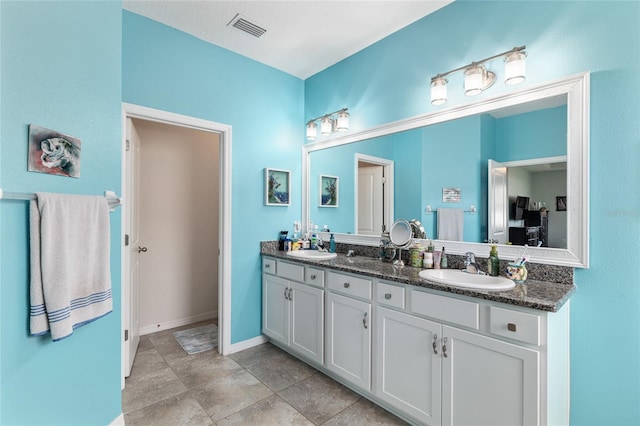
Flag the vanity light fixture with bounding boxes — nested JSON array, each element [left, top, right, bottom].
[[430, 46, 526, 105], [306, 108, 349, 141]]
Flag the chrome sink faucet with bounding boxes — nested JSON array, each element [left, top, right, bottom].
[[464, 252, 486, 275]]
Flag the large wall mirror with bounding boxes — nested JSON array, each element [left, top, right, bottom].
[[302, 73, 589, 267]]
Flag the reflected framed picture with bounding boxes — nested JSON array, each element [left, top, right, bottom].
[[265, 168, 290, 206], [556, 196, 567, 211], [319, 175, 339, 207], [28, 124, 82, 178]]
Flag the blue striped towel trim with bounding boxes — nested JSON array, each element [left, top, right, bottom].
[[30, 289, 113, 323]]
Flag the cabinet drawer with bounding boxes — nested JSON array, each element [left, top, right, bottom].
[[262, 258, 276, 275], [489, 306, 540, 345], [305, 267, 325, 287], [327, 271, 372, 300], [277, 261, 304, 282], [410, 290, 479, 330], [376, 282, 405, 309]]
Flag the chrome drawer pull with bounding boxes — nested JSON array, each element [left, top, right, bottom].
[[344, 282, 350, 288], [384, 293, 392, 300], [507, 323, 517, 332], [264, 264, 270, 268], [310, 274, 316, 280], [433, 334, 438, 355]]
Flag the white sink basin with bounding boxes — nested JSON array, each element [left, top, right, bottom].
[[419, 269, 515, 290], [286, 250, 337, 260]]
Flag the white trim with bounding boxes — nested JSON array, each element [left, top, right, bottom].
[[302, 72, 589, 268], [227, 335, 269, 355], [500, 155, 567, 169], [139, 310, 218, 336], [109, 413, 125, 426], [120, 103, 233, 371]]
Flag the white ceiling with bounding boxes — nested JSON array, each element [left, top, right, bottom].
[[123, 0, 454, 79]]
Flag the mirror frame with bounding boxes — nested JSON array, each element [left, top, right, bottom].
[[302, 72, 589, 268]]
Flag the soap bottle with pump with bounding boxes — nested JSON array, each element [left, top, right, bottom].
[[488, 245, 500, 276], [440, 247, 448, 269], [329, 233, 336, 253]]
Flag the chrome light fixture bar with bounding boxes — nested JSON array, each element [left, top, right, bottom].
[[306, 108, 349, 141], [430, 46, 526, 106]]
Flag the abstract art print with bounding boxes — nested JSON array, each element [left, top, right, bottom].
[[28, 124, 81, 178], [319, 175, 339, 207], [265, 168, 290, 206]]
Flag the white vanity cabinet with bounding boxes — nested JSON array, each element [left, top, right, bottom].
[[261, 258, 324, 364], [325, 270, 372, 391], [261, 255, 570, 426]]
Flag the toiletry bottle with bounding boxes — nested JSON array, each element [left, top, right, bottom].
[[329, 233, 336, 253], [440, 247, 448, 269], [488, 245, 500, 276]]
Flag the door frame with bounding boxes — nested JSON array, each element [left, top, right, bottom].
[[120, 103, 232, 384], [354, 153, 394, 235]]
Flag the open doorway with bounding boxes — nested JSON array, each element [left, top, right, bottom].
[[121, 104, 232, 384]]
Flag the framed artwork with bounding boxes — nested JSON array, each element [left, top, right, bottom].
[[319, 175, 339, 207], [442, 187, 461, 203], [556, 196, 567, 211], [265, 168, 290, 206], [28, 124, 82, 178]]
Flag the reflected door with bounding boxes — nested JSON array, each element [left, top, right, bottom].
[[357, 164, 384, 235], [488, 160, 508, 244]]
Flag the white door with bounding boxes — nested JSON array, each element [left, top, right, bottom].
[[290, 281, 324, 364], [375, 307, 442, 425], [488, 159, 508, 244], [262, 274, 290, 345], [442, 326, 540, 426], [357, 164, 384, 235], [325, 292, 371, 391], [124, 118, 141, 377]]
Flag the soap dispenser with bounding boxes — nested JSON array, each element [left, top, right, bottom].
[[329, 234, 336, 253]]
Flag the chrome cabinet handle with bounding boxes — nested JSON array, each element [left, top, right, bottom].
[[288, 289, 293, 301], [264, 263, 270, 268], [384, 293, 392, 300], [363, 312, 368, 329], [344, 282, 350, 288], [433, 334, 439, 355], [507, 323, 517, 332], [138, 246, 148, 253], [310, 274, 316, 280], [442, 337, 448, 358], [284, 288, 289, 300]]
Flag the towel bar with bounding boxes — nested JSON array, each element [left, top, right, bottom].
[[425, 205, 476, 215], [0, 188, 122, 212]]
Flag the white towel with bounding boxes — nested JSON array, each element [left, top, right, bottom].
[[437, 208, 464, 241], [30, 192, 112, 341]]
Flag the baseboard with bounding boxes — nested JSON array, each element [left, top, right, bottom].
[[140, 310, 217, 336], [225, 334, 268, 355], [109, 413, 125, 426]]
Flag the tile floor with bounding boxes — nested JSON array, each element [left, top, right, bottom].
[[122, 320, 408, 425]]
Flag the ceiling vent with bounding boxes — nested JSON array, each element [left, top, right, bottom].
[[227, 14, 267, 38]]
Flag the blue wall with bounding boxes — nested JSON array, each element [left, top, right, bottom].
[[305, 1, 640, 424], [0, 1, 123, 424], [122, 12, 304, 343]]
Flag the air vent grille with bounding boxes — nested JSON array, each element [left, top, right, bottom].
[[228, 14, 267, 38]]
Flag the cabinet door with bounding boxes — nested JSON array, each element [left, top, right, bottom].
[[262, 274, 290, 345], [326, 292, 371, 391], [290, 281, 324, 364], [442, 326, 540, 426], [375, 307, 442, 425]]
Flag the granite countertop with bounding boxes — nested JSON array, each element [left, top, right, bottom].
[[261, 248, 575, 313]]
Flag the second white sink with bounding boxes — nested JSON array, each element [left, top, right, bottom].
[[286, 250, 337, 260], [419, 269, 515, 290]]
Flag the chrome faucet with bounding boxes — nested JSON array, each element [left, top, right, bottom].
[[316, 237, 327, 252], [464, 252, 486, 275]]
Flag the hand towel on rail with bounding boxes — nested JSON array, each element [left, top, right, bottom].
[[437, 208, 464, 241], [30, 192, 112, 341]]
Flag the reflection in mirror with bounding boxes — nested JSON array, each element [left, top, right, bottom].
[[310, 102, 567, 247], [303, 73, 589, 267]]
